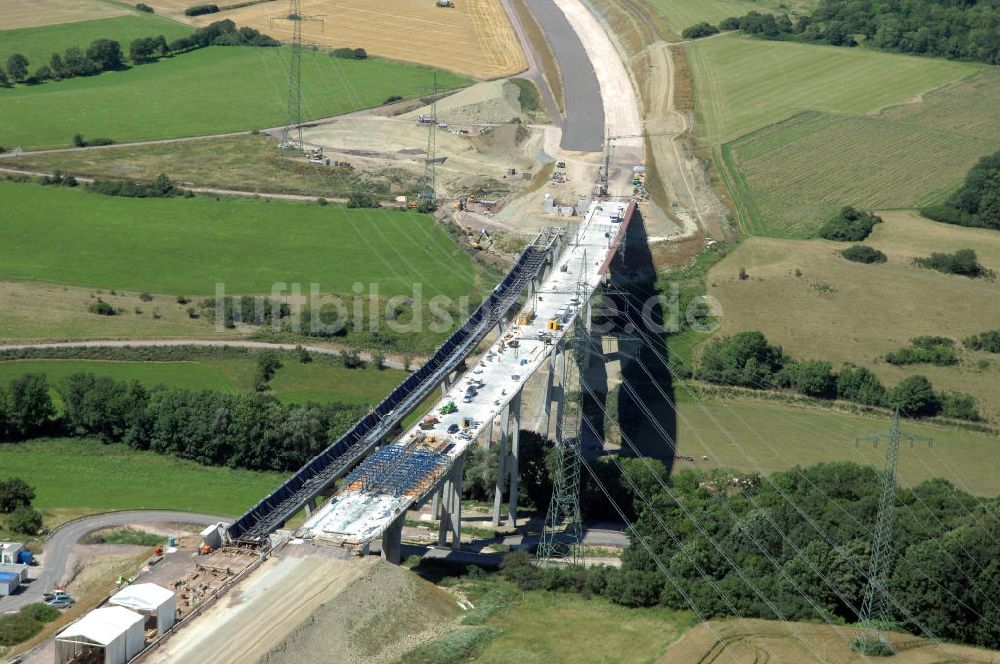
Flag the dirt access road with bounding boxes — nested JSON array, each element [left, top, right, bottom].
[[0, 511, 222, 613]]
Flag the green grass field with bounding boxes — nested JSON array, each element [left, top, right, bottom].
[[0, 46, 468, 148], [0, 181, 479, 297], [0, 358, 408, 405], [0, 14, 191, 67], [673, 393, 1000, 497], [650, 0, 815, 32], [704, 212, 1000, 425], [686, 34, 979, 145], [721, 69, 1000, 236], [0, 438, 283, 516]]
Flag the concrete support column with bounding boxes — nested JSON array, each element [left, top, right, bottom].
[[482, 417, 494, 450], [491, 406, 511, 528], [431, 485, 442, 519], [381, 512, 405, 565], [449, 454, 465, 550], [304, 495, 318, 519], [437, 476, 453, 547], [555, 350, 568, 446], [506, 390, 522, 528], [542, 346, 558, 439]]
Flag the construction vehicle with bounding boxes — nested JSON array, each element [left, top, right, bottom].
[[471, 229, 493, 250], [439, 401, 457, 415], [547, 318, 561, 331], [516, 308, 535, 325]]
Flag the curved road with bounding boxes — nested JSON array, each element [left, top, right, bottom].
[[0, 511, 224, 612]]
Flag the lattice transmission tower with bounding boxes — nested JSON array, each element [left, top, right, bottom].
[[854, 406, 931, 654], [280, 0, 303, 150], [537, 263, 591, 565]]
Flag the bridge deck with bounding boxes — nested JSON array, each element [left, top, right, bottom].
[[301, 201, 632, 546]]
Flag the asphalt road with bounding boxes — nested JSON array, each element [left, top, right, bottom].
[[0, 511, 223, 612], [525, 0, 605, 151]]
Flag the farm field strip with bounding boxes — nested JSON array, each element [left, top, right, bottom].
[[0, 438, 284, 516], [0, 0, 131, 30], [0, 358, 408, 405], [0, 47, 468, 149], [724, 111, 998, 237], [686, 34, 980, 145], [0, 181, 479, 298], [649, 0, 816, 32], [0, 13, 191, 66], [184, 0, 526, 79]]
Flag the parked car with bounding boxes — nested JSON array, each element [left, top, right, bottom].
[[46, 597, 75, 609], [43, 590, 71, 602], [447, 423, 459, 434]]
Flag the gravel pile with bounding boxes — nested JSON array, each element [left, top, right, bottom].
[[260, 559, 459, 664], [404, 80, 523, 126]]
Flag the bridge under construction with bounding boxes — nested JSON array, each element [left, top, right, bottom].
[[224, 199, 635, 559]]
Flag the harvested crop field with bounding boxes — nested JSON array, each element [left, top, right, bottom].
[[706, 211, 1000, 423], [147, 551, 458, 664], [686, 34, 979, 145], [723, 69, 1000, 236], [723, 111, 998, 237], [659, 618, 1000, 663], [0, 0, 128, 30], [188, 0, 526, 79], [650, 0, 815, 31]]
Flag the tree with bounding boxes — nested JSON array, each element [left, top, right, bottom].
[[682, 22, 720, 39], [0, 68, 9, 87], [49, 53, 64, 77], [836, 365, 886, 406], [6, 504, 43, 536], [62, 47, 98, 77], [86, 39, 124, 71], [31, 65, 53, 82], [696, 331, 785, 387], [129, 37, 162, 63], [6, 53, 29, 83], [254, 351, 283, 391], [7, 374, 54, 439], [887, 375, 940, 417], [0, 477, 35, 513], [791, 359, 836, 398]]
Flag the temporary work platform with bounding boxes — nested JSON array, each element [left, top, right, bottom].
[[55, 606, 145, 664], [0, 571, 18, 596], [0, 542, 24, 564], [109, 583, 176, 635]]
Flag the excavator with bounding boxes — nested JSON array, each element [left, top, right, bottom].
[[470, 229, 493, 251]]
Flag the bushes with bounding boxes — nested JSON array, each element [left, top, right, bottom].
[[87, 299, 120, 316], [6, 504, 43, 536], [818, 207, 882, 241], [347, 191, 381, 208], [136, 3, 155, 12], [841, 245, 886, 264], [74, 134, 115, 147], [254, 350, 283, 391], [0, 477, 35, 513], [922, 152, 1000, 230], [87, 173, 181, 198], [913, 249, 992, 279], [694, 332, 980, 419], [0, 375, 55, 441], [964, 330, 1000, 353], [130, 35, 169, 63], [6, 54, 29, 84], [682, 22, 720, 39], [0, 604, 60, 646], [39, 170, 78, 187], [185, 4, 220, 16], [884, 337, 958, 366], [331, 47, 368, 60]]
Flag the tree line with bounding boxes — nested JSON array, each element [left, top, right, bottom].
[[923, 151, 1000, 230], [695, 331, 982, 421], [0, 372, 369, 473], [502, 461, 1000, 651], [683, 0, 1000, 65], [0, 20, 278, 88]]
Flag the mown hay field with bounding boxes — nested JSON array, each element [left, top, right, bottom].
[[649, 0, 815, 32], [0, 181, 480, 298], [0, 358, 407, 405], [723, 70, 1000, 237], [0, 0, 130, 30], [0, 46, 468, 149], [659, 618, 1000, 663], [0, 438, 283, 516], [0, 13, 191, 66], [685, 34, 979, 145], [705, 212, 1000, 423], [178, 0, 526, 79]]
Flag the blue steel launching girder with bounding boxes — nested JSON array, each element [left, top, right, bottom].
[[226, 228, 562, 544]]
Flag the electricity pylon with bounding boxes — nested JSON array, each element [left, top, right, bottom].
[[855, 406, 931, 653], [281, 0, 303, 150], [537, 314, 586, 565], [422, 73, 441, 205]]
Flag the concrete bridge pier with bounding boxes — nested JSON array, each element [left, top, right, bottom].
[[491, 389, 522, 528], [303, 495, 319, 518], [437, 453, 465, 550], [381, 512, 406, 564]]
